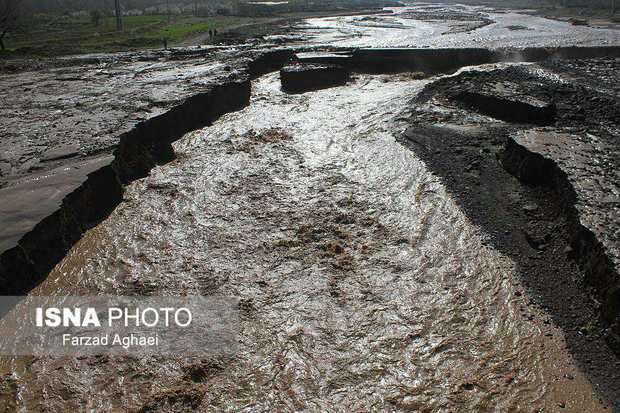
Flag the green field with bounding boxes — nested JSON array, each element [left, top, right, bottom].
[[3, 14, 272, 55]]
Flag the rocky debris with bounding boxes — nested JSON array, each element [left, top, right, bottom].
[[280, 63, 349, 93]]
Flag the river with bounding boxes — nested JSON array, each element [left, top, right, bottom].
[[1, 3, 618, 411]]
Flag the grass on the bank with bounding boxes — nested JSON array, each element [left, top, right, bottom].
[[2, 14, 271, 56]]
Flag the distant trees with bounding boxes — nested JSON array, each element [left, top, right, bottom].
[[1, 0, 246, 24], [0, 0, 22, 50]]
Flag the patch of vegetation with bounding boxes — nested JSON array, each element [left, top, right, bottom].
[[2, 14, 271, 56], [160, 16, 267, 40]]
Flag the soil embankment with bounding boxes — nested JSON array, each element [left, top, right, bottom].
[[0, 77, 251, 296], [0, 48, 300, 296], [401, 58, 620, 407]]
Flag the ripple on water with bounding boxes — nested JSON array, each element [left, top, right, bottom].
[[0, 73, 572, 411]]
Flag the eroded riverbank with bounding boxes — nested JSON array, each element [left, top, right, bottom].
[[1, 72, 611, 412]]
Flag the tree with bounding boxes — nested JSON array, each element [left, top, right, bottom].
[[114, 0, 122, 31], [90, 9, 101, 27], [0, 0, 21, 50]]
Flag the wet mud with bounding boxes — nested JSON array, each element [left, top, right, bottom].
[[402, 59, 620, 408]]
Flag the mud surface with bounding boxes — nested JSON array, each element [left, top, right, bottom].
[[403, 59, 620, 409], [0, 48, 243, 188]]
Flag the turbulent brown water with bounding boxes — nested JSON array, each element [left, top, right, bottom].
[[3, 3, 620, 410], [1, 72, 605, 411], [299, 4, 620, 48]]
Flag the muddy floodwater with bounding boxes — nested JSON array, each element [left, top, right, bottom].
[[1, 71, 607, 411], [1, 2, 619, 412], [299, 4, 620, 48]]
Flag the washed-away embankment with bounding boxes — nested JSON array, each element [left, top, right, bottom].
[[403, 56, 620, 353], [502, 135, 620, 351], [297, 45, 620, 74], [1, 45, 619, 302], [434, 65, 620, 351], [0, 79, 250, 295], [0, 49, 300, 296]]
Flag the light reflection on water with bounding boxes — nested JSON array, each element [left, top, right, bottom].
[[3, 73, 562, 411], [298, 4, 620, 48]]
